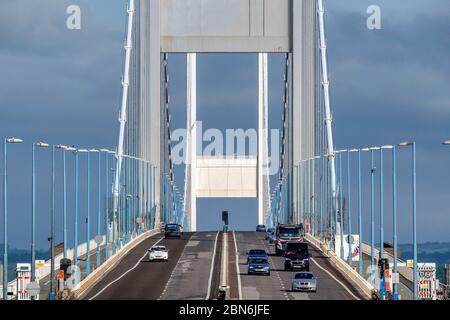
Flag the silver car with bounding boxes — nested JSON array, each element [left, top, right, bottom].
[[291, 272, 317, 292]]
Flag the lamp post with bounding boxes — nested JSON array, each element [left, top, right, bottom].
[[369, 146, 380, 285], [74, 149, 80, 267], [391, 145, 398, 300], [49, 144, 56, 297], [380, 145, 393, 299], [31, 141, 49, 294], [399, 141, 417, 300], [96, 149, 102, 267], [87, 149, 99, 274], [100, 149, 113, 260], [78, 149, 90, 275], [348, 149, 358, 267], [111, 153, 117, 255], [126, 156, 131, 242], [2, 137, 23, 300], [357, 148, 363, 275], [55, 145, 68, 259], [362, 147, 374, 282]]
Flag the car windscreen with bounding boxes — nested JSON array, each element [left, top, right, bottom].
[[278, 228, 301, 237], [250, 258, 268, 264], [249, 250, 266, 256], [295, 273, 314, 279], [151, 247, 165, 251], [286, 245, 308, 256]]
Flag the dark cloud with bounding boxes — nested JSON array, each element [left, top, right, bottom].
[[328, 1, 450, 242]]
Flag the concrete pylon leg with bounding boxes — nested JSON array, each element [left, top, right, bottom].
[[187, 53, 197, 232], [258, 53, 268, 225]]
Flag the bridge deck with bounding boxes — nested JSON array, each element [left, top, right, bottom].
[[233, 232, 365, 300]]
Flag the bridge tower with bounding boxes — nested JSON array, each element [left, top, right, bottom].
[[117, 0, 336, 232]]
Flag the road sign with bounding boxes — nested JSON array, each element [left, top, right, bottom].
[[94, 235, 103, 245], [26, 281, 40, 297], [407, 259, 414, 268], [417, 263, 437, 300], [35, 260, 45, 268], [17, 263, 32, 300]]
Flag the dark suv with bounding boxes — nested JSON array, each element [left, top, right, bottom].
[[164, 223, 181, 238], [256, 224, 267, 232], [247, 249, 268, 264], [284, 242, 309, 271]]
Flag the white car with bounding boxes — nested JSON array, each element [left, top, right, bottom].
[[148, 245, 169, 262], [291, 272, 317, 292]]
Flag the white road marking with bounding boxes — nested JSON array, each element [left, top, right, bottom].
[[158, 236, 193, 300], [261, 235, 289, 300], [88, 236, 164, 300], [232, 231, 243, 300], [205, 231, 220, 300], [310, 257, 361, 300]]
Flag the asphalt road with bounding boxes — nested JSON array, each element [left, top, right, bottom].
[[159, 231, 221, 300], [84, 232, 192, 300], [81, 231, 367, 300], [232, 231, 365, 300]]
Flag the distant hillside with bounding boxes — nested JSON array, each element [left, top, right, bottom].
[[0, 246, 48, 282], [399, 242, 450, 282]]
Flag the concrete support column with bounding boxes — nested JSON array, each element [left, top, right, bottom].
[[187, 53, 197, 232], [258, 53, 268, 225]]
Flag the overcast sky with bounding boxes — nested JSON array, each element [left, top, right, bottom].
[[0, 0, 449, 250]]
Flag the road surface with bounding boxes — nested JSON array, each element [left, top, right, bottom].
[[231, 231, 365, 300]]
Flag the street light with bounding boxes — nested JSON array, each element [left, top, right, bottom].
[[100, 149, 112, 260], [391, 144, 399, 300], [55, 145, 69, 260], [88, 149, 99, 273], [73, 148, 80, 268], [78, 149, 92, 275], [398, 141, 417, 300], [378, 145, 393, 299], [31, 141, 49, 297], [3, 137, 23, 300], [347, 149, 359, 268], [362, 146, 379, 285]]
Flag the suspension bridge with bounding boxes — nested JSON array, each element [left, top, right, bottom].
[[0, 0, 437, 301]]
